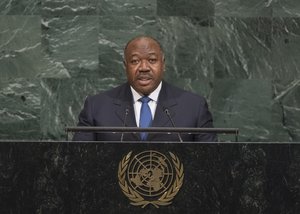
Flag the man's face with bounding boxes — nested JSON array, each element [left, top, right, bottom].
[[124, 37, 165, 95]]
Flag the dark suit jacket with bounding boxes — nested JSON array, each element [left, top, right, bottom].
[[73, 81, 217, 142]]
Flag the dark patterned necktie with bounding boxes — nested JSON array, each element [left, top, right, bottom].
[[139, 96, 152, 140]]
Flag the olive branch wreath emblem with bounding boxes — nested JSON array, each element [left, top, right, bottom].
[[118, 151, 184, 208]]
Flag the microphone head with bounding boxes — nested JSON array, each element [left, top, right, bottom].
[[164, 107, 170, 115]]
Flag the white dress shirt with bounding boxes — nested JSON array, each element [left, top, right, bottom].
[[130, 82, 162, 127]]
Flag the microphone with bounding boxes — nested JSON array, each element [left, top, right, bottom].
[[120, 108, 129, 142], [164, 108, 183, 142]]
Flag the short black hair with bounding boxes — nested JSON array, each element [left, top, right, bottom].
[[123, 35, 164, 57]]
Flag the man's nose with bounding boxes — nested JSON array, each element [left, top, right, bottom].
[[138, 60, 150, 71]]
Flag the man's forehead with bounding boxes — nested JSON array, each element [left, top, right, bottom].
[[129, 52, 158, 58]]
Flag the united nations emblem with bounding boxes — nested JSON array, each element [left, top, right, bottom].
[[118, 150, 184, 208]]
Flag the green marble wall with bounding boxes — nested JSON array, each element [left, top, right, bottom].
[[0, 0, 299, 141]]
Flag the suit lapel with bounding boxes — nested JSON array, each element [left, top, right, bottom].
[[151, 100, 177, 127], [149, 82, 178, 140], [114, 100, 137, 127], [113, 83, 139, 140]]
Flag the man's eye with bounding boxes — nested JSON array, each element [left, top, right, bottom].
[[131, 59, 139, 64], [149, 58, 157, 63]]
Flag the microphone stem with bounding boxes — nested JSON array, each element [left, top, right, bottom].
[[165, 109, 183, 142], [120, 108, 129, 142]]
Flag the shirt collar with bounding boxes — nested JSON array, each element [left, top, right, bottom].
[[130, 81, 162, 103]]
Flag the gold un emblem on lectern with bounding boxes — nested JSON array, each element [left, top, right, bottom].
[[118, 150, 184, 208]]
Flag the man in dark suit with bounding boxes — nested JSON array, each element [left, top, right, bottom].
[[73, 36, 217, 142]]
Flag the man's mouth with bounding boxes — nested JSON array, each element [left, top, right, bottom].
[[138, 78, 151, 84], [137, 76, 152, 85]]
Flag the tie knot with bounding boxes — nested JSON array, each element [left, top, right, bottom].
[[139, 96, 151, 103]]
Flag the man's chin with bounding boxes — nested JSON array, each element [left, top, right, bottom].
[[136, 85, 155, 95]]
